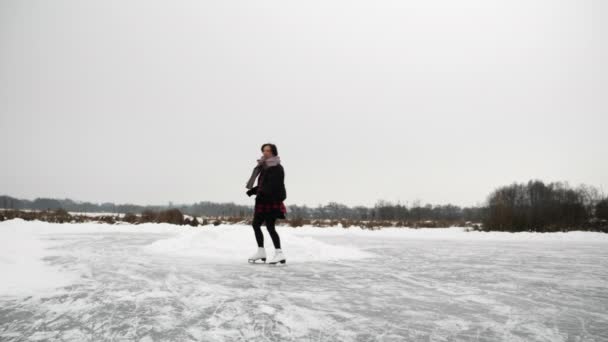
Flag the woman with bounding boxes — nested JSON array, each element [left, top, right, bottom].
[[245, 143, 287, 264]]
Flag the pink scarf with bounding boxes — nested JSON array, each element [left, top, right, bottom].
[[245, 155, 281, 189]]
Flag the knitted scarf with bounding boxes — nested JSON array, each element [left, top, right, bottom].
[[246, 155, 281, 189]]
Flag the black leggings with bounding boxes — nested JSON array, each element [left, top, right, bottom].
[[252, 214, 281, 249]]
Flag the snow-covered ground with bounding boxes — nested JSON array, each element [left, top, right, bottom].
[[1, 218, 607, 341]]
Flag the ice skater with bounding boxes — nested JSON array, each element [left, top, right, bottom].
[[245, 143, 288, 264]]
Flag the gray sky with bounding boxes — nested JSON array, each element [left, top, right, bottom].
[[1, 0, 606, 208]]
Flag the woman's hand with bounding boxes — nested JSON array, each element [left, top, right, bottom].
[[246, 186, 258, 197]]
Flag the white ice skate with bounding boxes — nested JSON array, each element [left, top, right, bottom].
[[248, 247, 267, 263], [268, 249, 286, 265]]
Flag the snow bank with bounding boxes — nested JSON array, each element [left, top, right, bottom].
[[0, 218, 191, 298], [0, 219, 81, 297], [141, 224, 377, 262]]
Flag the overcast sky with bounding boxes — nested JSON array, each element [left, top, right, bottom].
[[1, 0, 606, 208]]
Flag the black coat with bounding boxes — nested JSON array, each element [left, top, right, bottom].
[[247, 164, 287, 203]]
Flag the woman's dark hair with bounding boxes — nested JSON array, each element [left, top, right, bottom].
[[261, 143, 278, 156]]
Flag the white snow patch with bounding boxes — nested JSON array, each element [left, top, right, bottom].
[[141, 224, 377, 262], [0, 219, 81, 297]]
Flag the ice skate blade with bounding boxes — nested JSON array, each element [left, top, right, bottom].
[[248, 258, 266, 264], [268, 259, 286, 265]]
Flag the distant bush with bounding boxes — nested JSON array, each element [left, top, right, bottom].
[[363, 220, 381, 230], [189, 216, 200, 226], [97, 215, 116, 224], [47, 208, 71, 223], [340, 219, 353, 228], [483, 180, 593, 232], [288, 217, 304, 227], [156, 209, 184, 225], [311, 219, 332, 228], [225, 216, 243, 224], [596, 198, 608, 221], [140, 210, 157, 223], [123, 213, 138, 223]]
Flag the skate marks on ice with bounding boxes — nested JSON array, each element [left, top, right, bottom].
[[0, 220, 607, 341], [0, 221, 379, 341]]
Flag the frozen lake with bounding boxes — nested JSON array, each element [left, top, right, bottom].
[[1, 218, 607, 341]]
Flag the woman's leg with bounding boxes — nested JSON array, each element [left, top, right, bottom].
[[264, 216, 282, 249], [251, 214, 264, 247]]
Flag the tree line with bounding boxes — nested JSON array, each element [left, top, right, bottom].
[[1, 179, 607, 232], [0, 195, 485, 223], [483, 180, 607, 232]]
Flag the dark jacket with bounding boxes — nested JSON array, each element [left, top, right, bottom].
[[247, 164, 287, 203]]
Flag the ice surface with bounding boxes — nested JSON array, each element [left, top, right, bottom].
[[1, 218, 607, 341]]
